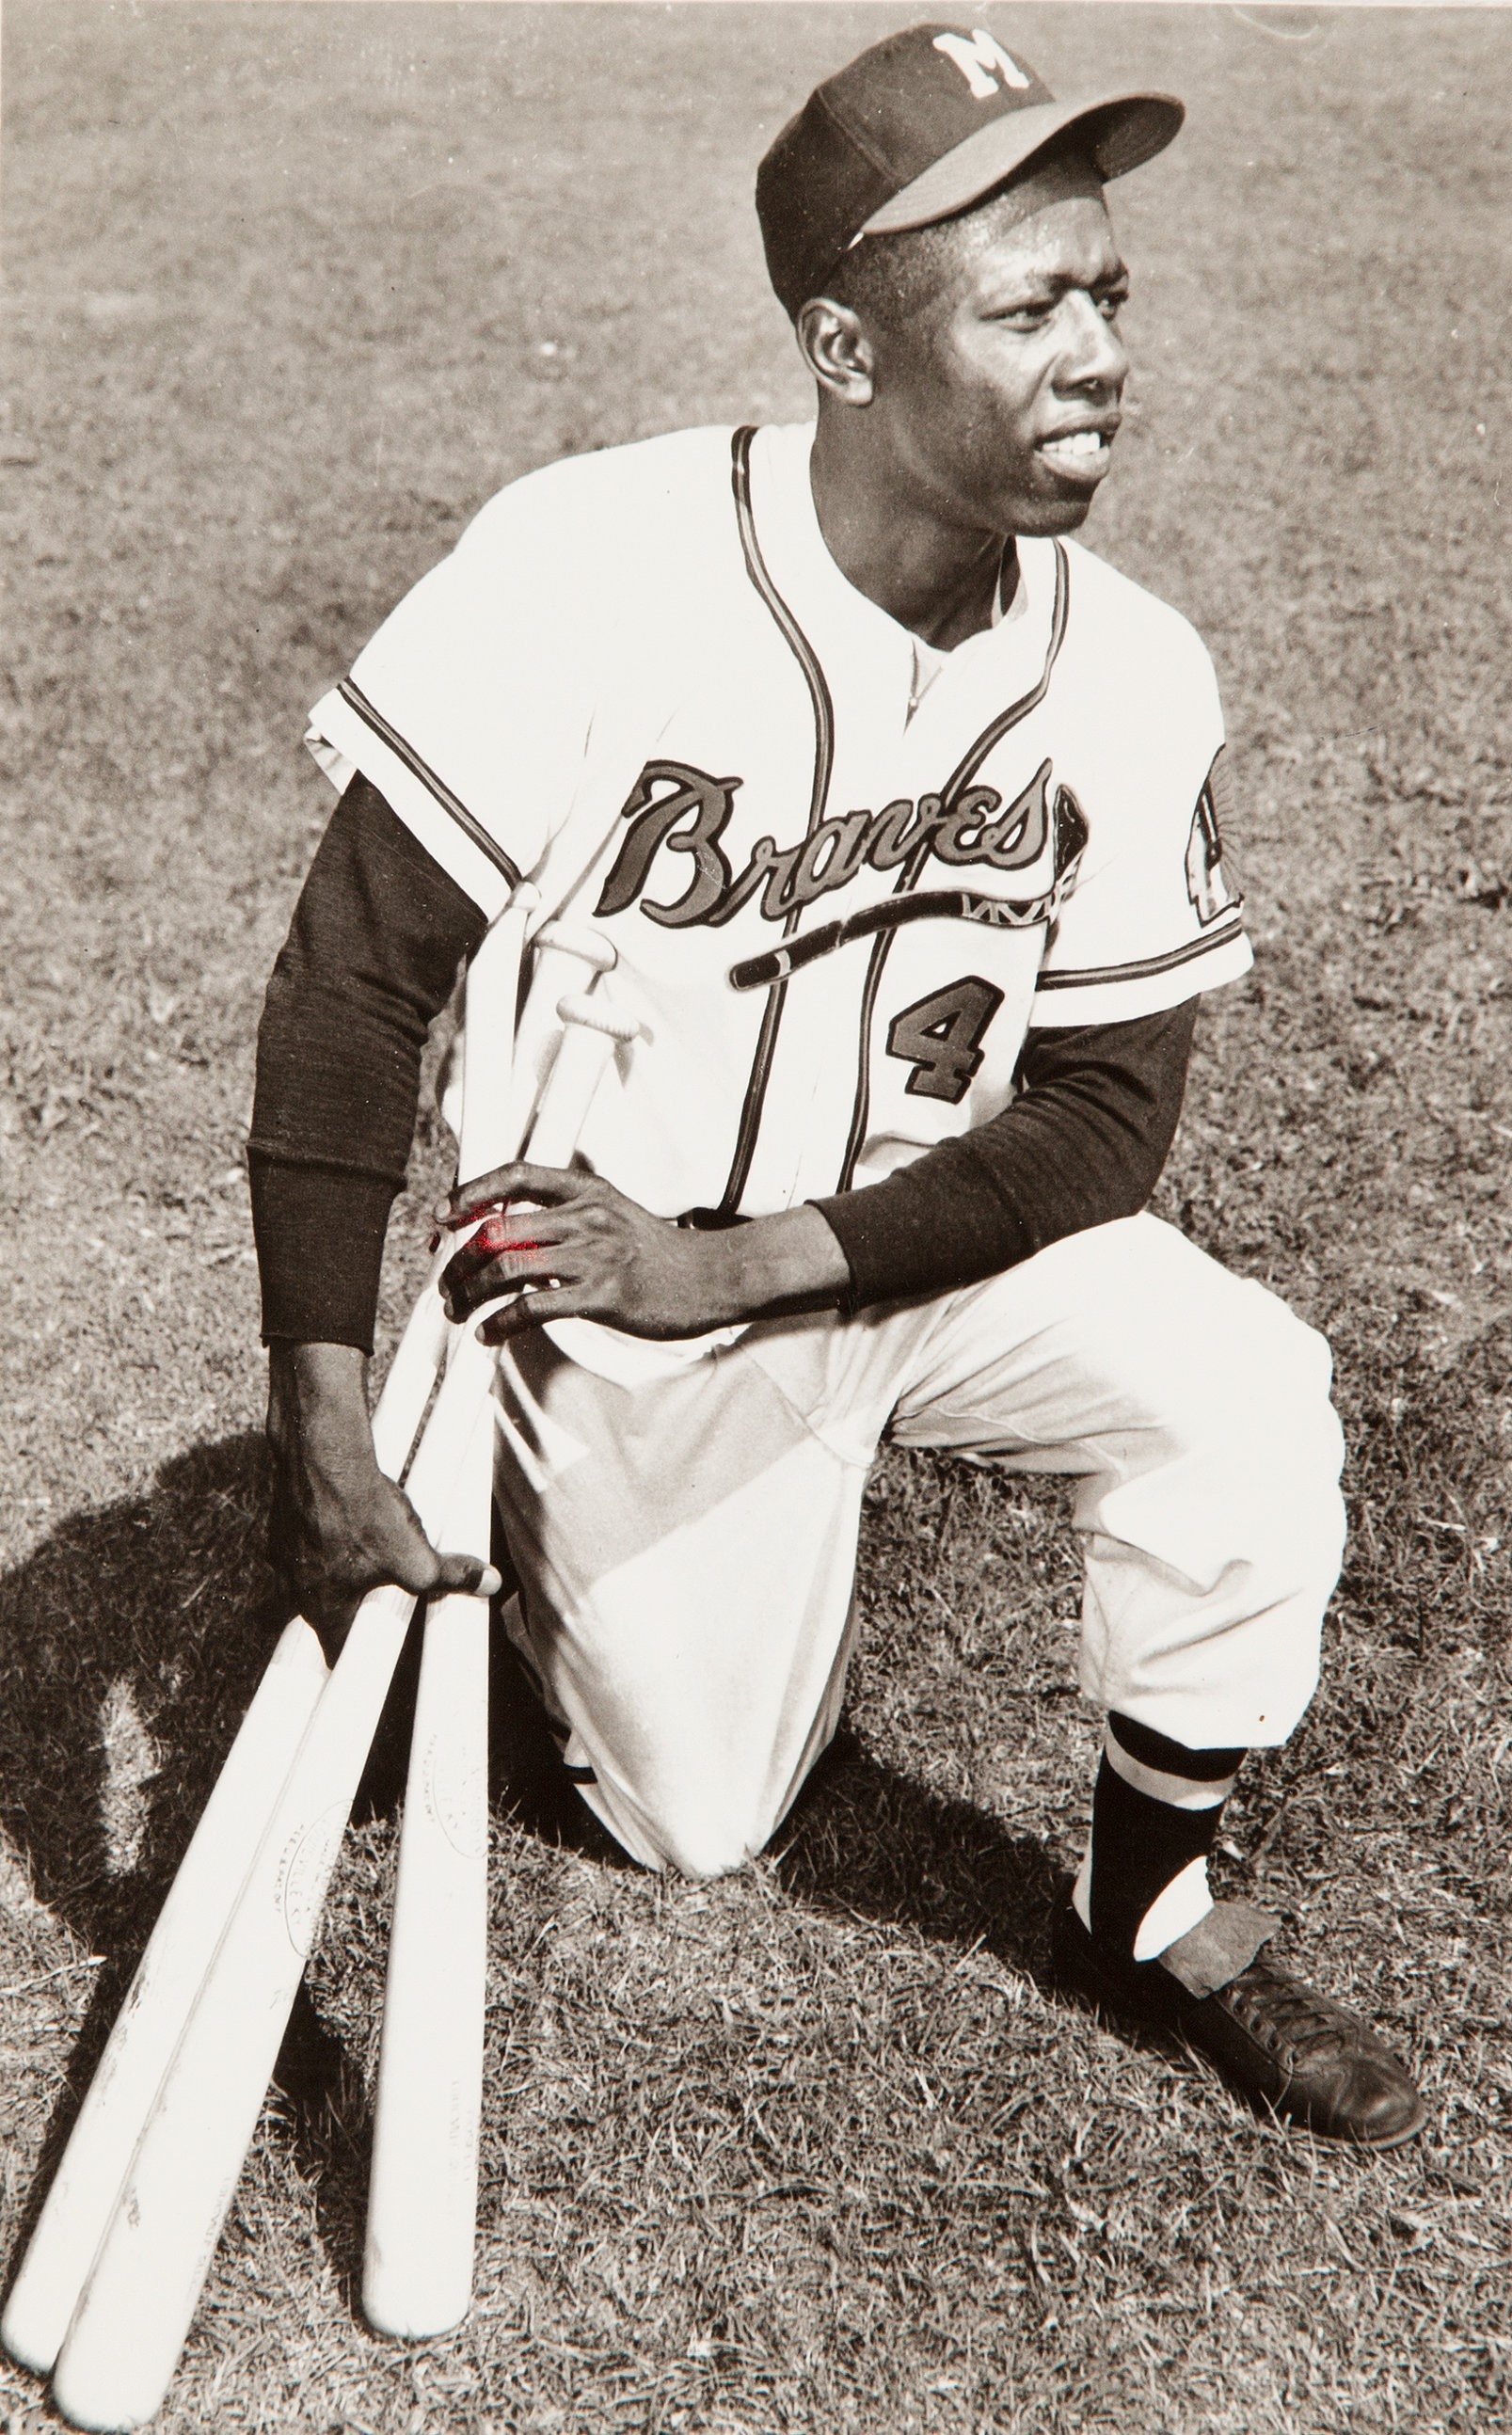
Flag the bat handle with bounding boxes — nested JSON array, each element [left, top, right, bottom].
[[489, 917, 618, 1169], [521, 990, 644, 1170], [366, 877, 544, 1469], [456, 882, 540, 1183]]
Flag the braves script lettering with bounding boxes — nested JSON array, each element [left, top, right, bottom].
[[595, 756, 1056, 930]]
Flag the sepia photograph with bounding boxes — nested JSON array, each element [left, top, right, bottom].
[[1, 3, 1507, 2427]]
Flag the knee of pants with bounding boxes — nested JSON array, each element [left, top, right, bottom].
[[1168, 1290, 1345, 1570], [659, 1824, 756, 1883], [594, 1777, 772, 1882]]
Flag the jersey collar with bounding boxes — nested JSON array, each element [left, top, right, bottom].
[[743, 422, 1056, 749]]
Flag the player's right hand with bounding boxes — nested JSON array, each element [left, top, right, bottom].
[[265, 1343, 501, 1650]]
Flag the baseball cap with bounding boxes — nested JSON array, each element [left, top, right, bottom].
[[756, 22, 1184, 318]]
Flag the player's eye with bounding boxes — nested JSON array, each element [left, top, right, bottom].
[[1097, 284, 1130, 322], [993, 297, 1056, 330]]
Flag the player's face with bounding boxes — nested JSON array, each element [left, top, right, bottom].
[[870, 179, 1130, 540]]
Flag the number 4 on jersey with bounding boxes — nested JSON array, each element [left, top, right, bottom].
[[885, 976, 1006, 1104]]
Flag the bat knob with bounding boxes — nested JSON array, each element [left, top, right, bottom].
[[534, 919, 617, 975], [555, 991, 645, 1044]]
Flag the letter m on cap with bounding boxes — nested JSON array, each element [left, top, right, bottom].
[[932, 28, 1032, 101]]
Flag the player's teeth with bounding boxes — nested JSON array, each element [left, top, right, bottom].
[[1043, 431, 1103, 459]]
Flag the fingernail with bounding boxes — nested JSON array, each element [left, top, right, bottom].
[[480, 1566, 503, 1598]]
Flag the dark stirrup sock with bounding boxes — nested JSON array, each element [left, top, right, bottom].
[[1074, 1712, 1248, 1962]]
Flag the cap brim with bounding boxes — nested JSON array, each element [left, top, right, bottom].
[[858, 89, 1185, 238]]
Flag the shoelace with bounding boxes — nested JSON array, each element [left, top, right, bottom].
[[1222, 1961, 1354, 2065]]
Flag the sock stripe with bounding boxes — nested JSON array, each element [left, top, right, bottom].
[[1102, 1731, 1236, 1812], [1108, 1711, 1245, 1783]]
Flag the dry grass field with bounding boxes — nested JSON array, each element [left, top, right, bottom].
[[2, 5, 1509, 2430]]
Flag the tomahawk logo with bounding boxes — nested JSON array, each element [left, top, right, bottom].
[[932, 28, 1032, 100], [1186, 750, 1243, 927]]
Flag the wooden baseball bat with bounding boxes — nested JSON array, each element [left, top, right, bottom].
[[0, 885, 544, 2389], [361, 974, 643, 2339], [0, 1619, 326, 2379], [358, 1408, 492, 2341], [358, 902, 581, 2341], [49, 985, 640, 2431]]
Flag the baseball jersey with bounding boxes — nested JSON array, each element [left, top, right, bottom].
[[307, 422, 1249, 1224]]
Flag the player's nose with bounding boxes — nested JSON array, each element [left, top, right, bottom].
[[1057, 291, 1128, 397]]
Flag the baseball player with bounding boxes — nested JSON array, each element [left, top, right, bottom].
[[251, 24, 1424, 2146]]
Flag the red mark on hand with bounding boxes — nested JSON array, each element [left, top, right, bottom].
[[472, 1215, 539, 1259]]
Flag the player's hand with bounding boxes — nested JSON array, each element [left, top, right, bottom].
[[266, 1343, 501, 1649], [438, 1167, 851, 1343], [437, 1166, 740, 1344]]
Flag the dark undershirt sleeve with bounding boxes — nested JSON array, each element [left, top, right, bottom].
[[809, 997, 1197, 1313], [247, 775, 485, 1350], [248, 775, 1196, 1349]]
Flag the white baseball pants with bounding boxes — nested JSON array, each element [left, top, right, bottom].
[[488, 1215, 1345, 1878]]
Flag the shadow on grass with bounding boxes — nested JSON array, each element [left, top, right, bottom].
[[777, 1730, 1064, 1988]]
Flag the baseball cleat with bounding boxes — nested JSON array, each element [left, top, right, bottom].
[[1050, 1892, 1428, 2149]]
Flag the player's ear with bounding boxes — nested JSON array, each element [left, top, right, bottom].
[[796, 294, 876, 406]]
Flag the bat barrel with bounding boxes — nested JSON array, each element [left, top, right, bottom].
[[0, 1619, 329, 2381], [361, 1397, 494, 2338], [47, 1584, 423, 2432]]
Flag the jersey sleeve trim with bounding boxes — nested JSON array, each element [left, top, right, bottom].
[[1028, 918, 1251, 1027], [1035, 908, 1247, 995], [336, 677, 521, 888]]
